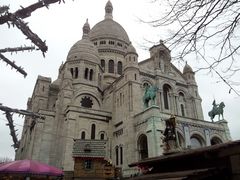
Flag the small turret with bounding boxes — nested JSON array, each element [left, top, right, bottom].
[[183, 62, 196, 85], [105, 0, 113, 19], [124, 43, 139, 81], [124, 43, 138, 68], [82, 19, 90, 39], [183, 62, 203, 120], [61, 66, 73, 90]]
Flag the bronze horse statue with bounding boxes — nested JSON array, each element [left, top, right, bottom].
[[208, 101, 225, 122], [143, 86, 158, 108]]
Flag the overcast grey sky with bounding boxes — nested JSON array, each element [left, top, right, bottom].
[[0, 0, 240, 159]]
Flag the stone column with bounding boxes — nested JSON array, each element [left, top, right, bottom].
[[204, 129, 211, 146], [63, 117, 76, 171], [183, 125, 191, 148], [145, 107, 165, 157]]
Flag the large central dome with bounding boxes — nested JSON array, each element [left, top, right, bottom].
[[90, 19, 130, 43], [89, 0, 130, 44]]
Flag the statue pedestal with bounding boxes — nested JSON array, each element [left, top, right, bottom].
[[215, 119, 232, 140], [163, 140, 181, 155]]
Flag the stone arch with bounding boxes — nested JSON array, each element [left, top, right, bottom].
[[190, 133, 205, 149], [98, 131, 107, 140], [141, 79, 153, 89], [210, 135, 223, 145], [137, 134, 148, 160], [79, 128, 89, 139]]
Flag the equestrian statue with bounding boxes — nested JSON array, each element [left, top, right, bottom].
[[208, 100, 225, 122], [143, 85, 158, 108]]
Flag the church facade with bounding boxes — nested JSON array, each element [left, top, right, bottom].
[[16, 1, 231, 177]]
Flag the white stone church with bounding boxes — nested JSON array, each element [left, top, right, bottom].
[[16, 1, 231, 177]]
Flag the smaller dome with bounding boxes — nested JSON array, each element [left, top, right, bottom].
[[183, 62, 193, 74], [126, 43, 137, 54], [67, 19, 99, 63]]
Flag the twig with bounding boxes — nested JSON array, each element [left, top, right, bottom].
[[0, 53, 27, 77]]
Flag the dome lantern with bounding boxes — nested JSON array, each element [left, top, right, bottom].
[[105, 0, 113, 19], [82, 19, 90, 39]]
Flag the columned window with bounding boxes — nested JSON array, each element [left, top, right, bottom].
[[163, 84, 171, 109], [115, 146, 119, 166], [117, 61, 122, 75], [81, 131, 85, 139], [108, 60, 114, 73], [120, 146, 123, 165], [70, 67, 79, 79], [91, 124, 96, 139], [101, 59, 105, 72], [75, 67, 79, 78], [70, 68, 74, 77], [89, 69, 93, 81], [180, 104, 185, 116], [179, 92, 186, 116], [100, 133, 104, 140], [84, 68, 89, 79]]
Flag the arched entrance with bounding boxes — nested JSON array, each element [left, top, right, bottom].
[[190, 134, 205, 149], [211, 136, 223, 145], [138, 134, 148, 160]]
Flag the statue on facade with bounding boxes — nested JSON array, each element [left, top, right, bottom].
[[162, 115, 180, 154], [142, 85, 158, 108], [208, 100, 225, 122]]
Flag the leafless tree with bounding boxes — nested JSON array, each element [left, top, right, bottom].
[[145, 0, 240, 95]]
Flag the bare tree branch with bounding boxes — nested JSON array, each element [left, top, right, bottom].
[[0, 53, 27, 77], [0, 103, 45, 150], [145, 0, 240, 95], [0, 46, 35, 53], [0, 0, 64, 25], [0, 0, 66, 76]]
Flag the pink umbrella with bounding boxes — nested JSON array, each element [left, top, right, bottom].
[[0, 160, 63, 177]]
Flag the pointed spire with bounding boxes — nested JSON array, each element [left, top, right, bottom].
[[105, 0, 113, 19], [82, 19, 90, 39], [183, 61, 193, 74]]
